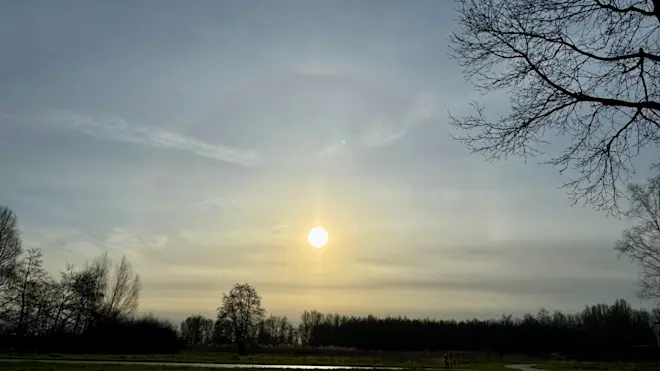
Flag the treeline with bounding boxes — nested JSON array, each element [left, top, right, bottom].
[[295, 301, 658, 357], [0, 206, 181, 353], [184, 285, 660, 359]]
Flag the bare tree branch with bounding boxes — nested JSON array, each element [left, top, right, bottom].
[[0, 206, 22, 302], [450, 0, 660, 214], [616, 180, 660, 299], [595, 0, 656, 18]]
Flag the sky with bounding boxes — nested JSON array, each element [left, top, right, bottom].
[[0, 0, 648, 323]]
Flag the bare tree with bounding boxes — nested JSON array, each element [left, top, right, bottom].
[[450, 0, 660, 214], [74, 254, 110, 332], [258, 315, 297, 346], [299, 310, 324, 347], [217, 283, 265, 354], [105, 256, 140, 320], [48, 264, 80, 334], [13, 248, 49, 337], [616, 180, 660, 298], [66, 253, 140, 332], [0, 206, 22, 298], [181, 315, 214, 345]]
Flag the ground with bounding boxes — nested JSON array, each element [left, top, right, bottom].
[[0, 363, 477, 371], [0, 363, 199, 371], [0, 353, 448, 368], [0, 362, 585, 371], [0, 354, 649, 371], [0, 364, 531, 371], [0, 362, 647, 371]]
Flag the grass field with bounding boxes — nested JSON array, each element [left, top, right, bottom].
[[0, 362, 207, 371], [0, 361, 491, 371], [0, 360, 565, 371], [1, 346, 531, 368], [5, 354, 643, 371], [2, 360, 646, 371], [0, 353, 451, 368], [0, 359, 534, 371]]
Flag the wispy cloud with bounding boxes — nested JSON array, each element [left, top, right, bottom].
[[48, 112, 259, 166], [253, 276, 636, 298], [135, 272, 636, 305], [317, 93, 439, 157]]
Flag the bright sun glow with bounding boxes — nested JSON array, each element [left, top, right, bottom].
[[308, 226, 328, 248]]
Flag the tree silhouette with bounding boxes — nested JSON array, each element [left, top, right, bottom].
[[616, 180, 660, 299], [105, 256, 140, 321], [0, 208, 181, 354], [292, 300, 656, 360], [299, 310, 324, 347], [450, 0, 660, 214], [181, 315, 214, 345], [217, 283, 265, 354], [257, 315, 297, 346], [0, 206, 22, 308], [13, 248, 49, 337]]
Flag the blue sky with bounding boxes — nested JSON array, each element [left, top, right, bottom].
[[0, 0, 645, 322]]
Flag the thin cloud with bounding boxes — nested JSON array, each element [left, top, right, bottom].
[[253, 275, 635, 299], [317, 93, 439, 157], [48, 112, 258, 166], [361, 93, 438, 147], [137, 275, 635, 302]]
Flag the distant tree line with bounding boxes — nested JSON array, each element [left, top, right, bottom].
[[184, 283, 660, 360], [0, 206, 181, 353], [293, 301, 658, 359]]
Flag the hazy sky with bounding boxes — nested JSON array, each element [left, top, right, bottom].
[[0, 0, 647, 323]]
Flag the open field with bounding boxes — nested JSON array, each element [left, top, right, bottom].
[[0, 348, 530, 368], [0, 361, 489, 371], [0, 353, 434, 368], [0, 353, 449, 368], [0, 362, 209, 371], [0, 361, 543, 371], [3, 360, 654, 371], [4, 353, 653, 371]]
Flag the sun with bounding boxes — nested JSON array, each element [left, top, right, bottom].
[[307, 226, 328, 248]]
